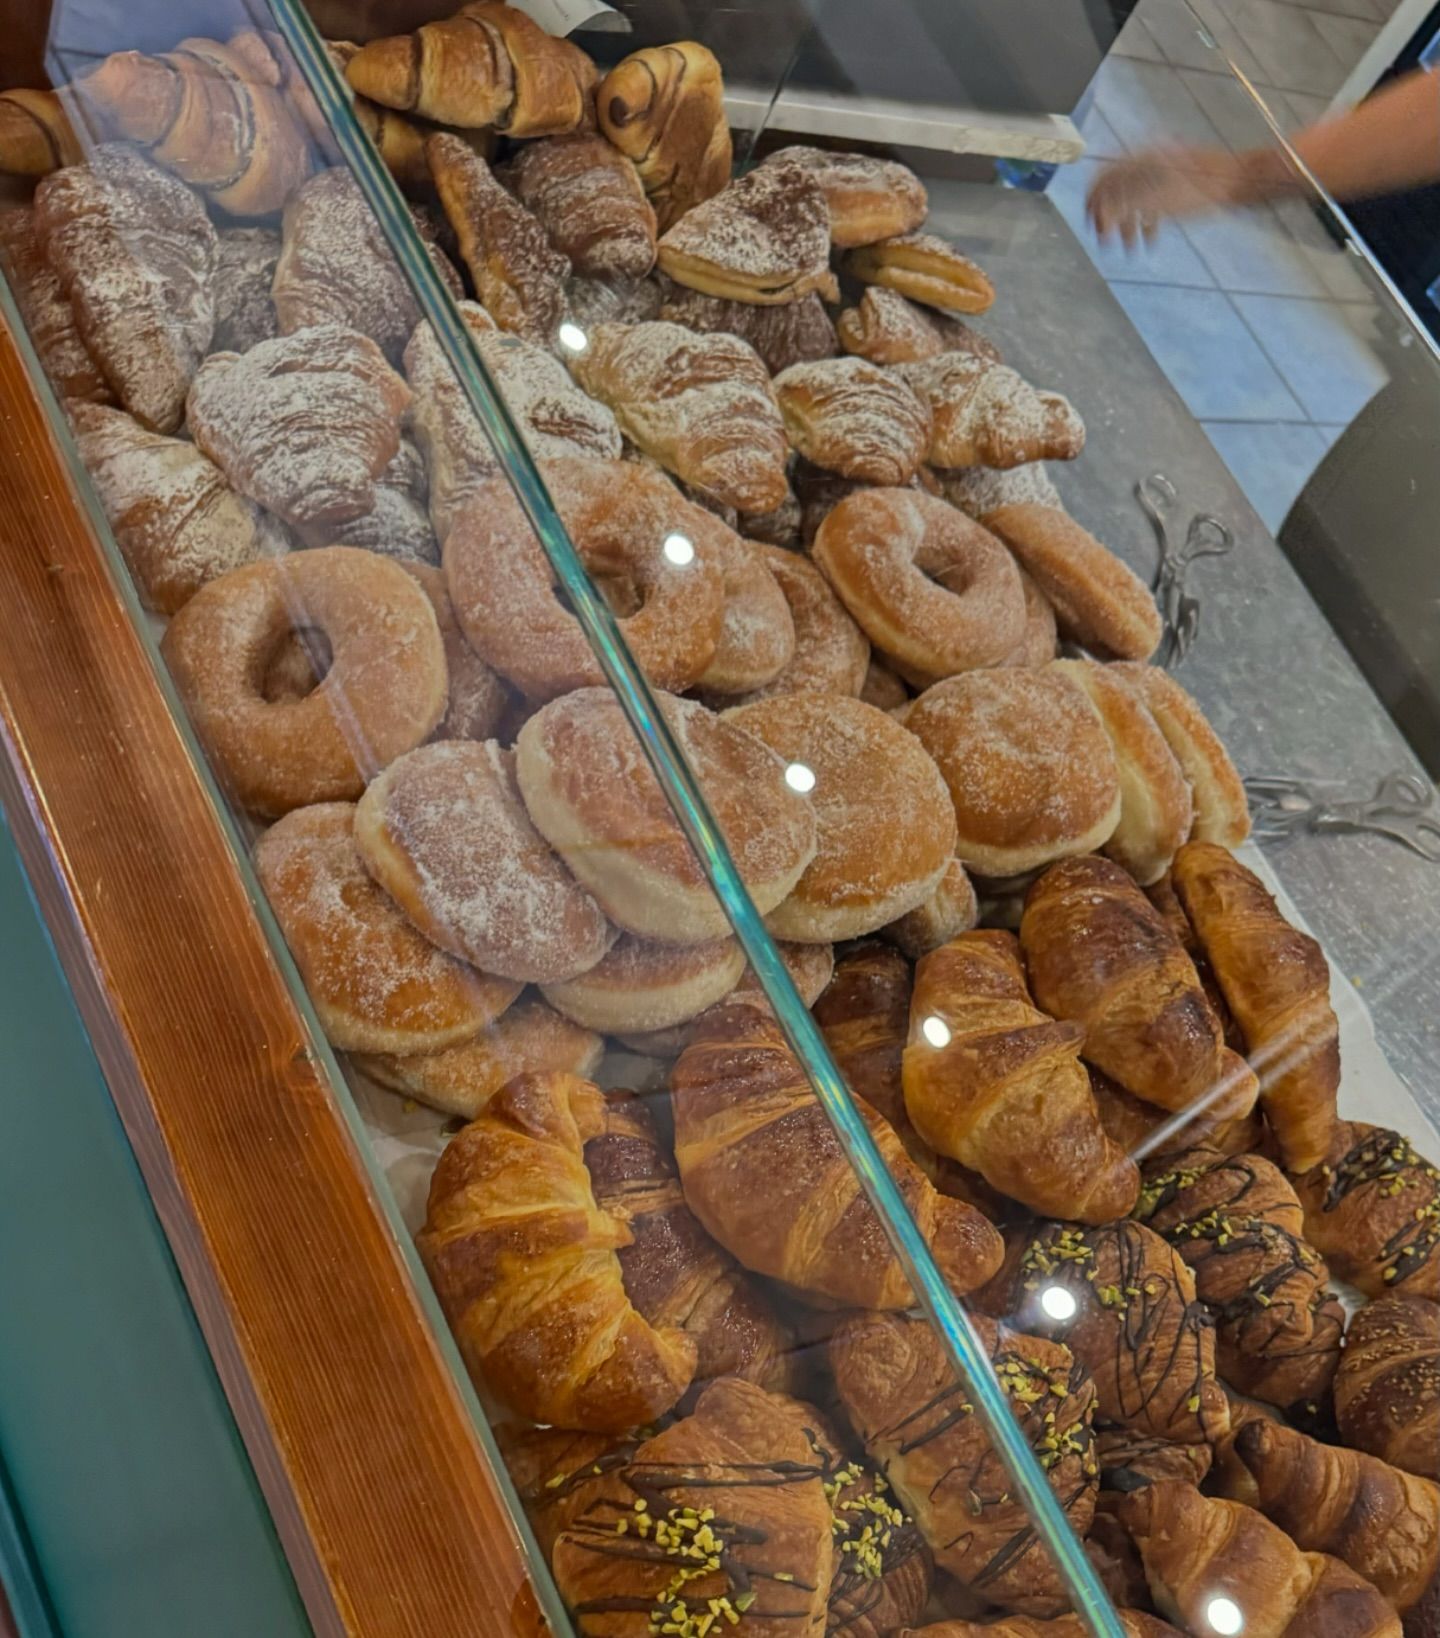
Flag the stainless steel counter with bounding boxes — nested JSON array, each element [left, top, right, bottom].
[[926, 180, 1439, 1125]]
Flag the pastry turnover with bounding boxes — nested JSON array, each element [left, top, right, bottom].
[[845, 230, 995, 314], [838, 285, 1001, 367], [659, 285, 840, 374], [765, 144, 927, 247]]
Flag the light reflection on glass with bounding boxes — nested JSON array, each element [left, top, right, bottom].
[[784, 762, 817, 794], [920, 1014, 951, 1049], [1206, 1597, 1243, 1635], [557, 321, 588, 353], [1039, 1285, 1079, 1322], [662, 532, 695, 566]]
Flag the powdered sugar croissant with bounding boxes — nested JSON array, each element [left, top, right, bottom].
[[898, 351, 1085, 470]]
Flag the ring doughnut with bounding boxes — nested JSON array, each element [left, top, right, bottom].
[[694, 534, 796, 695], [443, 455, 726, 702], [355, 739, 616, 984], [998, 567, 1059, 668], [724, 692, 956, 941], [161, 545, 447, 817], [541, 935, 746, 1033], [255, 803, 519, 1054], [812, 488, 1026, 685], [722, 545, 869, 705], [403, 562, 508, 742], [515, 687, 817, 944]]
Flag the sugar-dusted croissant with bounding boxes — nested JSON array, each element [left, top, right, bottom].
[[902, 931, 1139, 1222], [505, 132, 656, 281], [1336, 1294, 1440, 1479], [1135, 1147, 1345, 1412], [897, 352, 1084, 470], [659, 286, 839, 376], [35, 144, 217, 434], [830, 1309, 1098, 1617], [0, 206, 110, 406], [583, 1088, 797, 1396], [416, 1072, 697, 1431], [1172, 840, 1340, 1172], [1290, 1121, 1440, 1300], [1021, 856, 1257, 1137], [346, 1, 597, 137], [902, 1616, 1181, 1637], [980, 1220, 1230, 1444], [550, 1377, 833, 1638], [1118, 1481, 1404, 1637], [1214, 1415, 1439, 1614], [837, 286, 1002, 367], [671, 1002, 1005, 1309], [772, 357, 933, 486], [0, 89, 81, 176], [571, 320, 790, 514]]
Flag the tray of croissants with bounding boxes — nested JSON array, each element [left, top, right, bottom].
[[2, 5, 1438, 1635]]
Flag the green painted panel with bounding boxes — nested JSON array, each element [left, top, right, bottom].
[[0, 801, 313, 1638]]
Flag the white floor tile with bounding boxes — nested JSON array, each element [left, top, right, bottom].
[[1090, 55, 1238, 151], [1309, 9, 1382, 68], [1113, 10, 1168, 60], [1201, 419, 1329, 530], [1214, 0, 1352, 95], [1231, 291, 1391, 418], [1178, 66, 1288, 149], [1077, 103, 1127, 159], [1180, 204, 1330, 295], [1185, 0, 1273, 83], [1137, 0, 1234, 69], [1048, 157, 1219, 286]]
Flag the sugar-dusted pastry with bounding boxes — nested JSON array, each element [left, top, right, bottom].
[[419, 1072, 697, 1431], [772, 357, 932, 486], [541, 934, 744, 1033], [881, 856, 979, 958], [505, 132, 656, 280], [0, 206, 110, 405], [999, 567, 1061, 668], [515, 688, 816, 942], [0, 88, 81, 176], [187, 324, 410, 531], [345, 0, 597, 137], [427, 133, 569, 343], [845, 230, 995, 314], [400, 562, 507, 741], [898, 352, 1085, 470], [903, 668, 1121, 878], [694, 532, 795, 695], [255, 802, 518, 1055], [838, 285, 1001, 366], [725, 546, 870, 704], [565, 271, 665, 329], [570, 320, 790, 513], [70, 401, 272, 616], [942, 460, 1062, 520], [724, 692, 956, 942], [861, 656, 910, 712], [812, 488, 1026, 684], [658, 284, 839, 373], [737, 485, 802, 547], [657, 158, 840, 306], [210, 227, 280, 355], [308, 439, 438, 564], [444, 457, 725, 700], [766, 144, 927, 247], [35, 144, 217, 433], [596, 42, 732, 230]]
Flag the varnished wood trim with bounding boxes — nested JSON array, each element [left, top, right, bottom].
[[0, 318, 550, 1636]]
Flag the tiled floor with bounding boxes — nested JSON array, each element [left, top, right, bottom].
[[1050, 0, 1397, 530]]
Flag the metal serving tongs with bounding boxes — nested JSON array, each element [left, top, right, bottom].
[[1136, 472, 1235, 670], [1244, 769, 1440, 862]]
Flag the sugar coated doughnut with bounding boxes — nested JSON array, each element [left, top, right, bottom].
[[351, 998, 603, 1120], [402, 562, 508, 742], [905, 669, 1121, 878], [694, 534, 795, 695], [515, 688, 817, 944], [541, 935, 746, 1033], [723, 545, 869, 705], [998, 566, 1059, 668], [812, 488, 1026, 685], [161, 545, 447, 817], [724, 692, 956, 941], [255, 803, 519, 1054], [355, 739, 616, 984], [881, 856, 980, 958], [443, 455, 726, 701]]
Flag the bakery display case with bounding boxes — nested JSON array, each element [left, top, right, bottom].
[[0, 3, 1437, 1636]]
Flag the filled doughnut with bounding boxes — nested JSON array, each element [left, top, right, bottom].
[[354, 739, 616, 984], [723, 546, 869, 705], [402, 562, 508, 742], [255, 803, 519, 1054], [541, 934, 746, 1032], [161, 545, 447, 817], [724, 692, 956, 941], [881, 856, 980, 958], [999, 566, 1059, 667], [694, 533, 795, 695], [812, 488, 1027, 685], [905, 669, 1122, 878], [515, 687, 817, 944], [443, 456, 726, 701]]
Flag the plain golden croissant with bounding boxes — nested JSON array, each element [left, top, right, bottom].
[[1117, 1480, 1404, 1637], [902, 1616, 1181, 1637], [830, 1309, 1098, 1617], [417, 1072, 697, 1432], [902, 931, 1139, 1223], [1171, 840, 1340, 1173], [0, 89, 82, 175], [550, 1377, 833, 1638], [1021, 855, 1257, 1132], [1135, 1147, 1344, 1413], [671, 1002, 1005, 1309], [1336, 1294, 1440, 1479], [0, 206, 110, 406], [582, 1088, 797, 1396]]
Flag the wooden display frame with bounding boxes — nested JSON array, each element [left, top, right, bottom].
[[0, 313, 550, 1638]]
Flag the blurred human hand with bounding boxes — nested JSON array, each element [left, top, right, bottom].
[[1085, 147, 1253, 244]]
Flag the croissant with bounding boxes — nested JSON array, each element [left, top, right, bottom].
[[571, 321, 790, 515], [0, 88, 82, 175], [1290, 1122, 1440, 1300], [1021, 856, 1257, 1133], [1117, 1481, 1404, 1637], [837, 286, 1002, 367], [1135, 1147, 1345, 1412], [1087, 1065, 1252, 1162], [772, 357, 933, 487], [1336, 1294, 1440, 1478], [505, 132, 656, 281], [901, 931, 1139, 1222], [897, 352, 1084, 470], [597, 42, 733, 231], [659, 286, 839, 376], [34, 144, 217, 434], [979, 1220, 1230, 1444], [900, 1616, 1181, 1637], [497, 1423, 637, 1556], [830, 1309, 1098, 1617], [1145, 870, 1245, 1052], [416, 1072, 697, 1431], [671, 1002, 1004, 1309], [346, 1, 597, 137], [0, 206, 110, 406], [583, 1088, 797, 1395], [550, 1377, 833, 1638], [1172, 839, 1340, 1171], [1094, 1424, 1212, 1493]]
